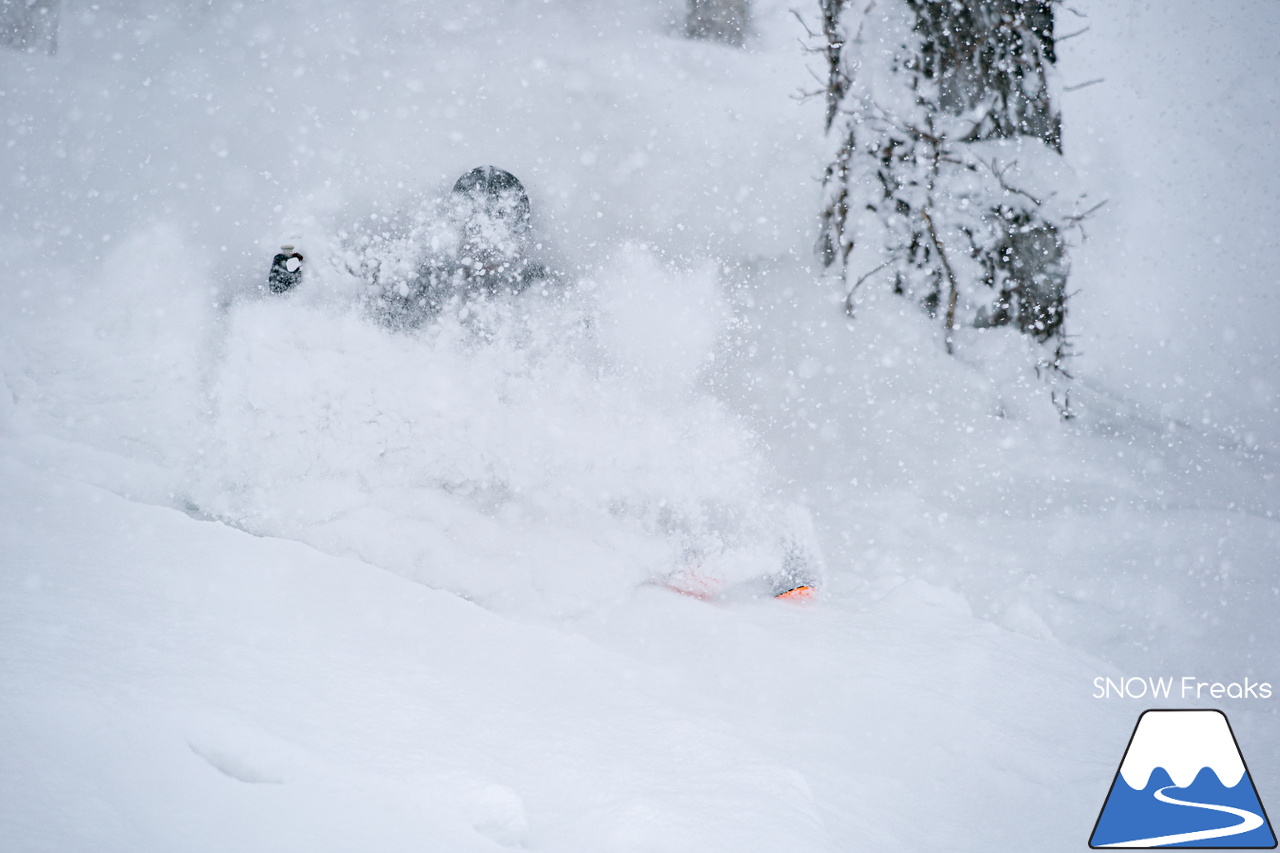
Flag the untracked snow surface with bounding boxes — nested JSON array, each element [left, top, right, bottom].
[[1, 1, 1277, 851]]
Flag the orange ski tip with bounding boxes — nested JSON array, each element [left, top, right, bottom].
[[775, 585, 815, 601]]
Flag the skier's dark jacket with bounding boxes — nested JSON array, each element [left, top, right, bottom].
[[367, 167, 550, 326]]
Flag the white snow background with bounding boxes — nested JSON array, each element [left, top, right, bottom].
[[1, 0, 1277, 850]]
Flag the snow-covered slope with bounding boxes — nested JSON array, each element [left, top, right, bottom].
[[0, 450, 1121, 851], [1, 0, 1276, 851]]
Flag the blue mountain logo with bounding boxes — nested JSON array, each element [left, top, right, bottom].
[[1091, 709, 1276, 848]]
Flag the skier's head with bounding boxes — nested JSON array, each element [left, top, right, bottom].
[[450, 166, 532, 252]]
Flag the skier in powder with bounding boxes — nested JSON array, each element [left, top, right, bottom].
[[267, 166, 552, 326], [264, 167, 820, 602]]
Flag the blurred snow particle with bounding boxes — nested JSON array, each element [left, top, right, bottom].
[[593, 242, 729, 392]]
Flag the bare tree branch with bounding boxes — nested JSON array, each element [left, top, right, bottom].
[[790, 8, 818, 39], [1064, 198, 1108, 222], [920, 206, 960, 355], [1063, 77, 1104, 93], [985, 158, 1045, 206], [1056, 26, 1090, 42]]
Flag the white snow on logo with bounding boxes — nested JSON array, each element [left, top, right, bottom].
[[1118, 710, 1246, 790]]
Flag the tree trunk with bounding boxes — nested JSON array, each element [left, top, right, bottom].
[[0, 0, 60, 55], [817, 0, 1079, 366], [686, 0, 751, 48]]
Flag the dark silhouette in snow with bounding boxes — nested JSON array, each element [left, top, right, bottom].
[[268, 246, 304, 294], [365, 166, 551, 328], [0, 0, 60, 55], [267, 166, 552, 327]]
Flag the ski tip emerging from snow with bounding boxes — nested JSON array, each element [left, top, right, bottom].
[[775, 585, 816, 602], [657, 572, 820, 604]]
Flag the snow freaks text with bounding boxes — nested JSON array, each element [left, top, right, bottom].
[[1093, 677, 1274, 701]]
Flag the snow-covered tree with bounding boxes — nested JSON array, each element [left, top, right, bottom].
[[686, 0, 751, 48], [814, 0, 1089, 399]]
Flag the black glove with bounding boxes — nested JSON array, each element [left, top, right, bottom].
[[268, 246, 304, 294]]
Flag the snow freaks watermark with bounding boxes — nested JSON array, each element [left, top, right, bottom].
[[1093, 676, 1274, 701], [1089, 710, 1277, 848]]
